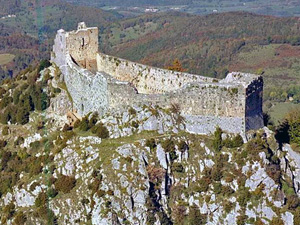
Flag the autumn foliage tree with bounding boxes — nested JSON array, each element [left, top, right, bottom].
[[166, 59, 187, 72]]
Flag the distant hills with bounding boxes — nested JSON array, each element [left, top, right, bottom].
[[100, 12, 300, 81], [62, 0, 300, 17], [0, 0, 122, 80]]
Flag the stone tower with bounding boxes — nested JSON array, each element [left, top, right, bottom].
[[51, 22, 98, 70]]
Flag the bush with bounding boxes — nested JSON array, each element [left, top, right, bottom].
[[2, 126, 9, 135], [212, 127, 223, 152], [287, 195, 300, 209], [194, 177, 210, 193], [47, 188, 58, 198], [128, 107, 136, 116], [2, 202, 15, 220], [38, 59, 51, 72], [161, 138, 175, 153], [0, 139, 7, 148], [145, 138, 156, 150], [0, 151, 11, 170], [237, 188, 251, 208], [79, 117, 90, 131], [131, 120, 139, 128], [188, 205, 206, 225], [178, 140, 188, 152], [224, 135, 244, 148], [55, 175, 76, 193], [13, 211, 27, 225], [171, 163, 184, 173], [92, 123, 109, 139], [16, 107, 30, 125], [35, 192, 48, 208]]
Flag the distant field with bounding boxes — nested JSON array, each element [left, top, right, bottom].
[[0, 54, 15, 66], [268, 102, 300, 125], [230, 44, 300, 89]]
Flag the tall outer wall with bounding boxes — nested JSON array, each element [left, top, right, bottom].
[[96, 53, 216, 94], [59, 55, 109, 116], [245, 77, 264, 131]]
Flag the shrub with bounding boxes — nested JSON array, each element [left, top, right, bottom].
[[211, 166, 222, 181], [16, 107, 30, 125], [28, 158, 42, 176], [0, 96, 12, 109], [178, 140, 188, 152], [145, 138, 156, 150], [47, 188, 58, 199], [194, 177, 211, 193], [237, 213, 248, 225], [172, 205, 186, 224], [213, 183, 222, 194], [221, 185, 235, 196], [2, 202, 15, 220], [88, 178, 101, 194], [13, 211, 27, 225], [128, 107, 136, 116], [88, 113, 98, 127], [0, 87, 6, 98], [270, 217, 284, 225], [2, 126, 9, 135], [212, 127, 223, 152], [79, 117, 90, 131], [131, 120, 139, 128], [188, 205, 206, 225], [35, 192, 48, 208], [224, 135, 244, 148], [55, 175, 76, 193], [92, 123, 109, 139], [237, 188, 251, 208], [171, 163, 184, 173], [287, 195, 300, 209], [169, 149, 178, 162], [38, 59, 51, 72], [14, 136, 24, 146], [161, 138, 175, 153], [0, 151, 11, 170], [0, 139, 7, 148]]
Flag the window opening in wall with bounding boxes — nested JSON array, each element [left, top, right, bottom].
[[81, 38, 85, 47], [60, 36, 62, 42], [82, 104, 84, 112]]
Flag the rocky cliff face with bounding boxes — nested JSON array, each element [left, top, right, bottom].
[[0, 66, 299, 225]]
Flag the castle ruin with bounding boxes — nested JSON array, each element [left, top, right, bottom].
[[51, 22, 264, 136]]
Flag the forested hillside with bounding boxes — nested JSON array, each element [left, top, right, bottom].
[[0, 0, 122, 81], [63, 0, 300, 17], [100, 12, 300, 79]]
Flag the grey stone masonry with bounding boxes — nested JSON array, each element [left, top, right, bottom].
[[51, 22, 264, 136]]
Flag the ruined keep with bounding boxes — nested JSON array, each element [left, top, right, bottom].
[[51, 22, 264, 136]]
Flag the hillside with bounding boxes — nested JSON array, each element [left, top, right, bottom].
[[0, 62, 300, 224], [62, 0, 300, 17], [0, 0, 122, 81]]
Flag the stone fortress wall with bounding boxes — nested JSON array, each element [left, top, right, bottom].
[[51, 22, 264, 135]]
